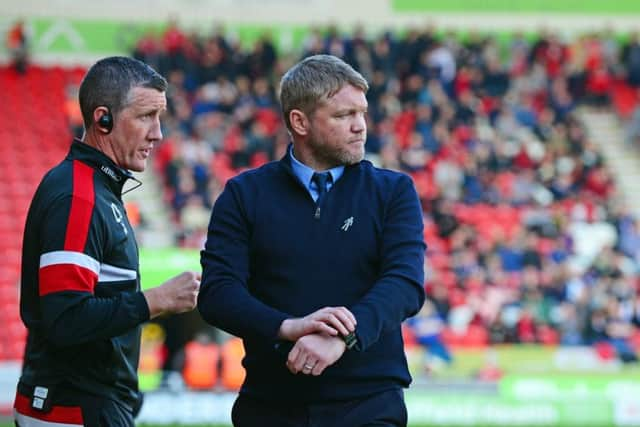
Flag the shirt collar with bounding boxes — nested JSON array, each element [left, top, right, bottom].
[[289, 145, 344, 189]]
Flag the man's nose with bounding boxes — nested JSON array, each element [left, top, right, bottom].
[[150, 117, 163, 140], [352, 112, 366, 133]]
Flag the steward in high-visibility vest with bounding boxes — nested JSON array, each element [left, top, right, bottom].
[[139, 323, 166, 391], [182, 334, 220, 390], [220, 337, 245, 391]]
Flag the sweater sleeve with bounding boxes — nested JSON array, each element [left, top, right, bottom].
[[349, 174, 426, 351], [38, 194, 150, 348], [198, 180, 289, 342]]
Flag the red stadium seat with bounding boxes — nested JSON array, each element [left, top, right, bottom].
[[0, 66, 72, 365], [461, 325, 489, 348], [611, 79, 637, 119]]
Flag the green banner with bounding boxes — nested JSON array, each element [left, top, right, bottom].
[[392, 0, 640, 13], [17, 18, 308, 55], [139, 247, 200, 291], [406, 392, 619, 426], [501, 374, 640, 402]]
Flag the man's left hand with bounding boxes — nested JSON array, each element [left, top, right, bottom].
[[286, 334, 346, 376]]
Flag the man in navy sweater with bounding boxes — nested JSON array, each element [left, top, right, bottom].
[[198, 54, 426, 427]]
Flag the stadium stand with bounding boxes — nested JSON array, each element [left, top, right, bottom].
[[3, 23, 640, 384], [131, 24, 640, 365], [0, 64, 85, 362]]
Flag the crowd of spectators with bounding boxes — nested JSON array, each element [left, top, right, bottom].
[[133, 21, 640, 362]]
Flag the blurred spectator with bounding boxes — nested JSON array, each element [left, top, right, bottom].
[[6, 19, 29, 74], [626, 98, 640, 146], [476, 349, 504, 381], [622, 32, 640, 87], [162, 15, 188, 72], [138, 323, 168, 392], [405, 300, 453, 373], [179, 332, 220, 390], [124, 201, 143, 230], [64, 83, 84, 139], [219, 337, 246, 391], [585, 63, 612, 107], [432, 197, 460, 238], [179, 194, 210, 248]]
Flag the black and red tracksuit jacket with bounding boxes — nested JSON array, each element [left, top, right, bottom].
[[17, 141, 150, 412]]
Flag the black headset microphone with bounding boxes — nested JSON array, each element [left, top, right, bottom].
[[97, 107, 113, 134]]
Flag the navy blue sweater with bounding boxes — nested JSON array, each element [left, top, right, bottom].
[[198, 151, 425, 402]]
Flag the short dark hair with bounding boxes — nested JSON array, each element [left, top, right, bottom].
[[279, 54, 369, 131], [79, 56, 167, 130]]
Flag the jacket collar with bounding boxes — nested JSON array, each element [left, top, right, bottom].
[[68, 140, 136, 196]]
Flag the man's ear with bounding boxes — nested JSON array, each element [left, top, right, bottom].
[[93, 106, 112, 134], [289, 109, 309, 136]]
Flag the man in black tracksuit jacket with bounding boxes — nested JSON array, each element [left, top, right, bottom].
[[14, 57, 199, 427], [18, 142, 150, 417], [199, 55, 426, 427]]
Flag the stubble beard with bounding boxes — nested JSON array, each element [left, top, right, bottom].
[[342, 144, 365, 165], [308, 138, 365, 168]]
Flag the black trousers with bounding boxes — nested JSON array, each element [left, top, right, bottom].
[[14, 383, 134, 427], [232, 388, 408, 427]]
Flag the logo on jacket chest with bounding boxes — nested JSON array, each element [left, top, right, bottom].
[[341, 216, 354, 231], [111, 203, 128, 236]]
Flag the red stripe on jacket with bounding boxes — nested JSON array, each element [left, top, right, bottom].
[[39, 264, 97, 296], [64, 161, 95, 252], [14, 392, 84, 424]]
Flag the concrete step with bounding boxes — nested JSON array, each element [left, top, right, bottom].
[[579, 108, 640, 217]]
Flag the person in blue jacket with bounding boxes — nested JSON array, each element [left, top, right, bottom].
[[198, 54, 426, 427]]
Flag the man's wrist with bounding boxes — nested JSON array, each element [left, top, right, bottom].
[[277, 318, 293, 340], [342, 331, 358, 350]]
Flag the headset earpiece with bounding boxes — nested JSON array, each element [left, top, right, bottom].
[[97, 108, 113, 134]]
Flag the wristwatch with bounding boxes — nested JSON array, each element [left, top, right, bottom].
[[342, 331, 358, 350]]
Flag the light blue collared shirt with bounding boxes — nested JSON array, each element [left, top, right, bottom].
[[290, 146, 344, 202]]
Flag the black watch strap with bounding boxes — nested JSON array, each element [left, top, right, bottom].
[[343, 332, 358, 350]]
